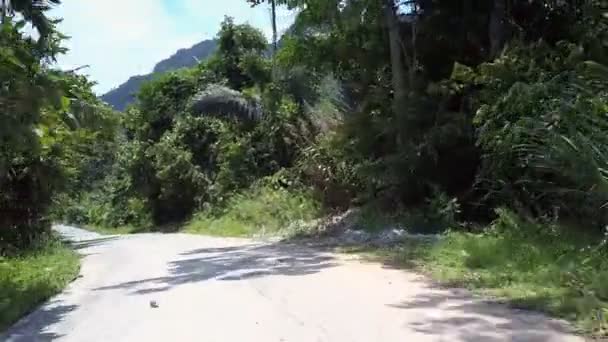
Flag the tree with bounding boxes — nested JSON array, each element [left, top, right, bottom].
[[207, 17, 270, 90], [384, 0, 409, 142], [1, 0, 61, 39], [1, 8, 117, 252], [489, 0, 506, 58], [245, 0, 282, 55]]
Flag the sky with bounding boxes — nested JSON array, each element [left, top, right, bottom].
[[50, 0, 296, 94]]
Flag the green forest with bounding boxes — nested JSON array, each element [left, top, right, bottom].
[[1, 0, 608, 336]]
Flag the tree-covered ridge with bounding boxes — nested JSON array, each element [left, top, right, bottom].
[[100, 39, 219, 111]]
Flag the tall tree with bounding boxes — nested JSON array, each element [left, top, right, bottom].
[[384, 0, 409, 142], [270, 0, 277, 54], [210, 17, 269, 90], [246, 0, 285, 55], [489, 0, 506, 58]]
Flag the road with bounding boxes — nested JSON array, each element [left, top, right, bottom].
[[2, 225, 584, 342]]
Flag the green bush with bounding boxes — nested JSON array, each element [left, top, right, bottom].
[[452, 41, 608, 229], [297, 131, 365, 208], [423, 187, 462, 230], [185, 180, 320, 237]]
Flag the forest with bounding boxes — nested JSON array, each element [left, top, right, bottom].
[[1, 0, 608, 336]]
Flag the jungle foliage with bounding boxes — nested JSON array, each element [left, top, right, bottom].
[[0, 2, 118, 253], [2, 0, 608, 334], [3, 1, 608, 254]]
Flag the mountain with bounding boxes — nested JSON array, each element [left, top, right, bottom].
[[101, 39, 218, 111]]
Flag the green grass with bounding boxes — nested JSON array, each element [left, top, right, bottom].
[[0, 241, 80, 331], [79, 224, 141, 235], [350, 209, 608, 336], [79, 184, 321, 238], [185, 184, 321, 237]]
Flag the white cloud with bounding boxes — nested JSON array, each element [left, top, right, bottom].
[[51, 0, 294, 94]]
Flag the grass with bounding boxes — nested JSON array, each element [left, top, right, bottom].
[[79, 224, 140, 235], [349, 209, 608, 336], [78, 183, 321, 238], [80, 223, 186, 235], [185, 184, 321, 237], [0, 240, 80, 331]]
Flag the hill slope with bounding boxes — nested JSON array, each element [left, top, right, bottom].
[[101, 39, 218, 111]]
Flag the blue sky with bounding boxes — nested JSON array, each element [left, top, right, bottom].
[[50, 0, 295, 94]]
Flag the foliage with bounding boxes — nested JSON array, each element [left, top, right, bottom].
[[1, 0, 62, 42], [0, 238, 79, 331], [190, 83, 263, 123], [0, 18, 77, 252], [450, 40, 608, 228], [60, 1, 608, 239], [1, 13, 118, 252], [376, 209, 608, 335], [296, 131, 365, 208], [184, 179, 320, 237], [3, 1, 608, 334], [0, 0, 603, 337], [63, 16, 338, 229], [206, 17, 270, 91], [423, 187, 462, 230], [133, 69, 199, 141]]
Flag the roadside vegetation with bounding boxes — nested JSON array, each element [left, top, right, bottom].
[[0, 240, 79, 331], [1, 0, 111, 331], [351, 209, 608, 335], [185, 178, 320, 237], [2, 0, 608, 337]]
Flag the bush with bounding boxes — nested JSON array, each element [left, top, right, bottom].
[[297, 131, 365, 208], [185, 179, 321, 237], [1, 158, 58, 254], [423, 187, 462, 230], [453, 41, 608, 230]]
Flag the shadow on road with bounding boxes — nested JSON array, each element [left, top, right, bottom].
[[1, 302, 78, 342], [69, 236, 121, 250], [388, 289, 576, 342], [95, 241, 338, 295]]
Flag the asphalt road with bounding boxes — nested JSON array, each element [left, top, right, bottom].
[[2, 225, 584, 341]]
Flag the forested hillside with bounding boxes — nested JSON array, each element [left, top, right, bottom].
[[101, 39, 218, 110], [2, 0, 608, 336]]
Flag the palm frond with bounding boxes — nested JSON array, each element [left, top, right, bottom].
[[3, 0, 61, 37], [519, 118, 608, 198], [189, 84, 263, 123]]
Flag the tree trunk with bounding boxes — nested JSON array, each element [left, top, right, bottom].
[[384, 0, 409, 140], [409, 4, 417, 89], [1, 0, 7, 24], [271, 0, 278, 55], [489, 0, 506, 58]]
